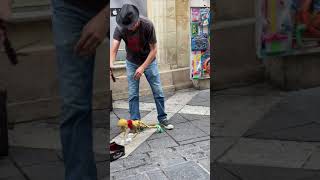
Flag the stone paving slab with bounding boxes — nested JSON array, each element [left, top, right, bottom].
[[8, 121, 61, 150], [130, 141, 152, 154], [6, 146, 108, 180], [145, 170, 169, 180], [179, 113, 210, 122], [244, 87, 320, 141], [55, 150, 107, 163], [190, 118, 210, 135], [213, 162, 320, 180], [165, 90, 199, 106], [165, 103, 185, 113], [187, 89, 210, 107], [8, 113, 107, 155], [165, 122, 208, 142], [0, 157, 25, 180], [168, 113, 191, 125], [118, 173, 149, 180], [212, 164, 238, 180], [247, 122, 320, 142], [179, 105, 210, 116], [302, 148, 320, 170], [147, 136, 179, 149], [176, 141, 209, 161], [9, 147, 60, 167], [21, 161, 65, 180], [212, 137, 238, 161], [148, 148, 187, 168], [218, 138, 316, 169], [178, 136, 210, 146], [162, 161, 210, 180], [198, 158, 210, 172], [46, 109, 108, 129], [123, 153, 150, 169], [212, 94, 283, 137], [110, 168, 140, 180], [147, 131, 170, 140], [134, 163, 162, 174]]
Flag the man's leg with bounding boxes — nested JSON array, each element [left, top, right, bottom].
[[52, 1, 98, 179], [126, 60, 141, 120], [144, 60, 169, 123]]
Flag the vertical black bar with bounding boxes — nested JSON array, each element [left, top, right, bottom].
[[0, 88, 8, 156]]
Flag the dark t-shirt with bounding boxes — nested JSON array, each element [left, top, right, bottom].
[[64, 0, 108, 11], [113, 16, 157, 65]]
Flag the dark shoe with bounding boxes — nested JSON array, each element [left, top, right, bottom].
[[160, 119, 174, 130]]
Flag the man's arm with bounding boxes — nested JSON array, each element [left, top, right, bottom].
[[0, 0, 11, 44], [0, 0, 12, 20], [142, 43, 157, 69], [0, 0, 17, 65], [134, 43, 157, 80], [110, 39, 121, 68], [75, 4, 109, 56]]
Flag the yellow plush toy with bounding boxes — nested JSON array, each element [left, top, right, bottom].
[[117, 119, 161, 144]]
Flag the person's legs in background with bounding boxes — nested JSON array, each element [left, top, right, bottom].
[[52, 0, 99, 179], [126, 60, 141, 120]]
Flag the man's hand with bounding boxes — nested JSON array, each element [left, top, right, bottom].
[[111, 39, 121, 67], [0, 19, 5, 45], [134, 66, 145, 80], [110, 61, 114, 81], [75, 8, 107, 56], [110, 60, 114, 69], [0, 28, 4, 45]]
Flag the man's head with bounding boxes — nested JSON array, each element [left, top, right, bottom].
[[116, 4, 140, 31]]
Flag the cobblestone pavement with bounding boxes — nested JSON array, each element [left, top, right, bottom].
[[2, 109, 108, 180], [109, 89, 210, 180], [213, 83, 320, 180], [1, 88, 210, 180]]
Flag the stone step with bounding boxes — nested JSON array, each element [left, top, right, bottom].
[[212, 20, 264, 89], [266, 55, 320, 91]]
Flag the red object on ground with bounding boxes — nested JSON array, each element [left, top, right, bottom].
[[127, 120, 133, 129]]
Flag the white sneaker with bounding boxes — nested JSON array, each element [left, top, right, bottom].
[[160, 120, 174, 130]]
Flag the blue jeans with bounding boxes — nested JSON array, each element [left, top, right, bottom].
[[51, 1, 100, 180], [126, 60, 167, 122]]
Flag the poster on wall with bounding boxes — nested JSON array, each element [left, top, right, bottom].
[[257, 0, 320, 58], [190, 5, 211, 80]]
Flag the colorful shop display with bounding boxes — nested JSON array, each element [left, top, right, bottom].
[[190, 6, 211, 80], [257, 0, 320, 58]]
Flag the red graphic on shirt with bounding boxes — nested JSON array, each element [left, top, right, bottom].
[[127, 35, 142, 52]]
